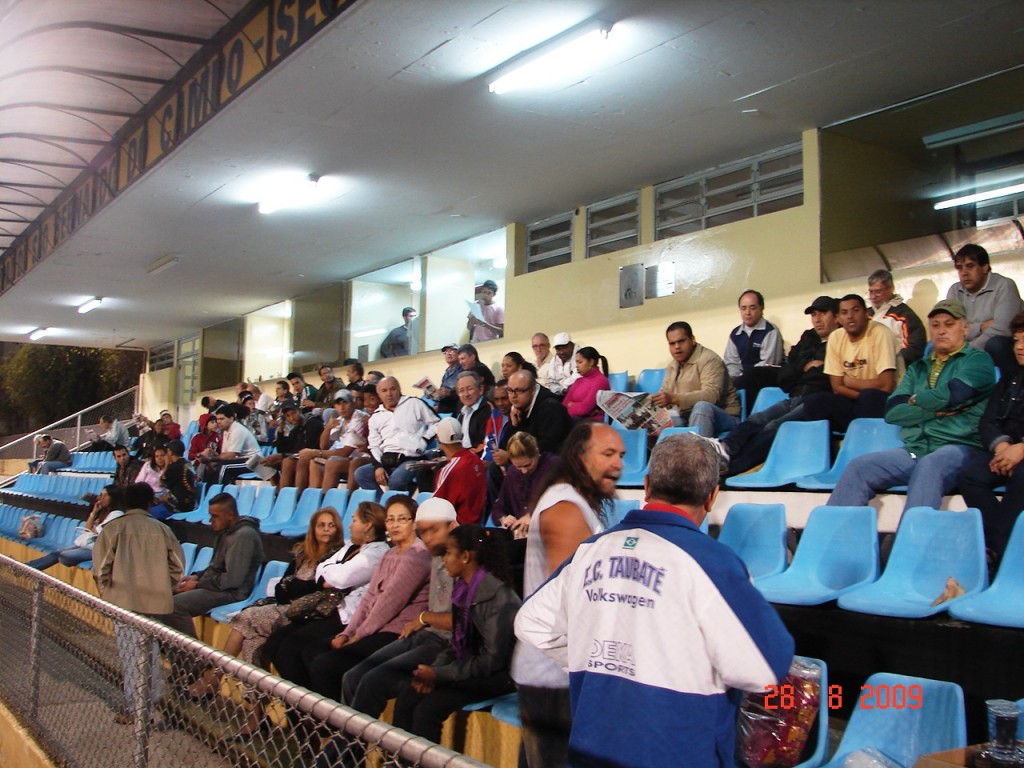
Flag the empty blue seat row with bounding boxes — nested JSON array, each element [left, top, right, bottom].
[[0, 508, 80, 553], [58, 452, 118, 474], [8, 473, 107, 504]]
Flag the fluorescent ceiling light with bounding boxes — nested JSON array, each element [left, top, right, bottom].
[[77, 297, 102, 314], [933, 181, 1024, 210], [29, 327, 51, 341], [488, 19, 613, 95], [923, 111, 1024, 149], [147, 254, 180, 275]]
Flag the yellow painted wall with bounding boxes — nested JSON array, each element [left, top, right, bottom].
[[138, 367, 174, 419], [194, 127, 1024, 398]]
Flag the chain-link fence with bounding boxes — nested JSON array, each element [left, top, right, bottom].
[[0, 386, 139, 468], [0, 554, 489, 768]]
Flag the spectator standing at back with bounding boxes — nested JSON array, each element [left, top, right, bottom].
[[867, 268, 926, 366], [468, 279, 505, 342], [93, 482, 185, 724], [30, 434, 71, 474], [380, 307, 418, 358], [946, 243, 1023, 378], [723, 289, 784, 399]]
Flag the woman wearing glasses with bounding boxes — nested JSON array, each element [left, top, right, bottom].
[[306, 495, 432, 701]]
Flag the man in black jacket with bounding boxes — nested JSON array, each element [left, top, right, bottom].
[[455, 371, 491, 455], [261, 403, 323, 486], [707, 296, 840, 475], [506, 369, 573, 455], [149, 440, 197, 520], [958, 310, 1024, 570]]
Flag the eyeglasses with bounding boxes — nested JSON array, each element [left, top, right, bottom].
[[385, 516, 414, 525], [506, 387, 532, 396]]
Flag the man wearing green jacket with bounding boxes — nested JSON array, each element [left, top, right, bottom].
[[828, 299, 996, 510]]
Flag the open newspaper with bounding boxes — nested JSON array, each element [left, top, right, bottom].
[[596, 390, 673, 433], [412, 376, 437, 399]]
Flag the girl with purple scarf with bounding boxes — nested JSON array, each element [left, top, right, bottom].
[[393, 524, 521, 743]]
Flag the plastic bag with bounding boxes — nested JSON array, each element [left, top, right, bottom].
[[19, 514, 44, 540], [736, 657, 822, 767], [842, 747, 904, 768]]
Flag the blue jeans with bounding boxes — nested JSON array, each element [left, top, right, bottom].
[[675, 402, 739, 438], [33, 460, 69, 475], [829, 445, 976, 510], [354, 459, 418, 491], [28, 546, 93, 571]]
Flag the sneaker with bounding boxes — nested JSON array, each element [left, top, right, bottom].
[[693, 434, 730, 475]]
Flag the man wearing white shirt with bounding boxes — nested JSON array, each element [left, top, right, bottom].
[[354, 377, 440, 491], [540, 332, 579, 396], [197, 404, 260, 483]]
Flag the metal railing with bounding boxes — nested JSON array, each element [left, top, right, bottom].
[[0, 386, 139, 466], [0, 554, 489, 768]]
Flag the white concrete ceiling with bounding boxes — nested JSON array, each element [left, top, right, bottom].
[[2, 0, 1024, 349]]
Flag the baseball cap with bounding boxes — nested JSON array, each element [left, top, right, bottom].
[[928, 299, 967, 319], [334, 390, 354, 403], [416, 497, 457, 522], [552, 332, 572, 347], [441, 343, 458, 352], [280, 402, 300, 412], [804, 296, 839, 314], [435, 417, 463, 445], [159, 409, 172, 417]]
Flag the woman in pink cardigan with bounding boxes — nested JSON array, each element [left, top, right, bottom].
[[562, 346, 611, 421]]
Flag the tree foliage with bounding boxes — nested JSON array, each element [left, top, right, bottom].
[[0, 344, 144, 430]]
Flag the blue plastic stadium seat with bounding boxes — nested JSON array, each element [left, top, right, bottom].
[[190, 546, 213, 575], [180, 542, 198, 576], [756, 506, 878, 605], [341, 489, 380, 534], [277, 487, 326, 537], [949, 513, 1024, 628], [415, 491, 433, 506], [717, 503, 787, 579], [171, 483, 224, 522], [820, 672, 965, 767], [615, 428, 648, 488], [750, 387, 788, 416], [209, 560, 290, 623], [258, 487, 299, 533], [796, 419, 904, 491], [654, 426, 700, 444], [838, 507, 987, 619], [321, 487, 350, 514], [725, 420, 831, 489], [248, 485, 277, 520], [635, 368, 666, 395], [488, 693, 521, 728], [606, 371, 629, 392], [380, 489, 410, 508]]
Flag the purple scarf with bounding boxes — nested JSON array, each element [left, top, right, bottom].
[[450, 566, 488, 661]]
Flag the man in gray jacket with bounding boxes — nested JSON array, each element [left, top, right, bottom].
[[166, 492, 264, 638]]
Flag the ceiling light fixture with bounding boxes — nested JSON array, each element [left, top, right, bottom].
[[933, 181, 1024, 210], [258, 173, 322, 214], [923, 110, 1024, 149], [29, 327, 51, 341], [77, 297, 103, 314], [487, 19, 613, 95], [147, 254, 180, 275]]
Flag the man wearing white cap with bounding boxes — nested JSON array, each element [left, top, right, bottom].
[[342, 496, 459, 719], [540, 332, 579, 396], [433, 417, 487, 525]]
